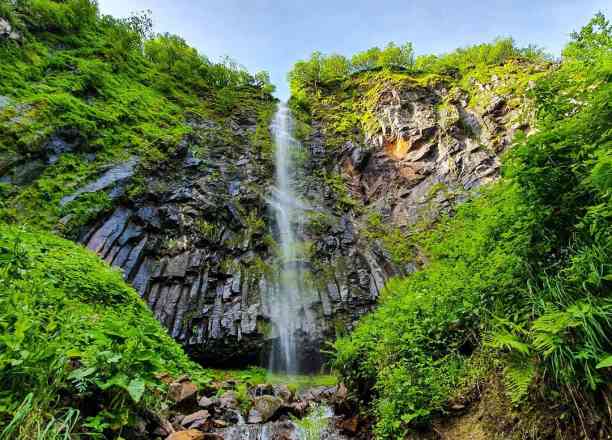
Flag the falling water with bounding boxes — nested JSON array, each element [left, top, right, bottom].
[[267, 102, 304, 374]]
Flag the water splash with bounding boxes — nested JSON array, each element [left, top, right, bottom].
[[267, 102, 307, 374]]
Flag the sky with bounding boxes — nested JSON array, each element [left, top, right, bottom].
[[97, 0, 611, 100]]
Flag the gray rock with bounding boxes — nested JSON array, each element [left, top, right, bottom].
[[60, 157, 139, 205], [0, 18, 20, 40], [250, 395, 282, 422]]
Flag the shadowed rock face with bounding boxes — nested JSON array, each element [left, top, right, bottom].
[[75, 114, 395, 370]]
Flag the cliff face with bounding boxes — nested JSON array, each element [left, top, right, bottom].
[[0, 17, 543, 369], [73, 107, 398, 370]]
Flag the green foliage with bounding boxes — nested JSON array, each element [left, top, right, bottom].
[[333, 15, 611, 438], [0, 0, 274, 231], [414, 37, 550, 75], [293, 404, 331, 440], [363, 210, 414, 266], [0, 224, 209, 437], [351, 42, 415, 71]]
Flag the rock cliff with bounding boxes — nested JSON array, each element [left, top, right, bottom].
[[1, 55, 542, 369]]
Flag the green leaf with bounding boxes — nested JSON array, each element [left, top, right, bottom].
[[595, 355, 612, 369], [127, 378, 146, 403], [68, 367, 97, 381]]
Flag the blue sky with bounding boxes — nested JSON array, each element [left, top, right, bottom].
[[97, 0, 611, 99]]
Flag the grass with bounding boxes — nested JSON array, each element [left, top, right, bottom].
[[208, 366, 337, 392]]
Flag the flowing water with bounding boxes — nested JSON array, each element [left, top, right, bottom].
[[267, 102, 307, 374]]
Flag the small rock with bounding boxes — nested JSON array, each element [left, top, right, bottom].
[[166, 429, 204, 440], [181, 410, 209, 428], [169, 381, 198, 405], [212, 419, 228, 428], [251, 383, 274, 397], [450, 403, 466, 411], [218, 391, 238, 409], [335, 383, 348, 401], [0, 18, 20, 40], [286, 400, 309, 417], [155, 372, 174, 384], [273, 384, 292, 402], [197, 396, 216, 408], [247, 408, 263, 424]]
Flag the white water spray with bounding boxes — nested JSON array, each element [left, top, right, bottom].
[[267, 102, 305, 374]]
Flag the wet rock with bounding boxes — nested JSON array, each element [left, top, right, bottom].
[[60, 157, 139, 205], [0, 18, 20, 40], [251, 383, 275, 397], [197, 396, 216, 409], [0, 160, 45, 186], [251, 395, 283, 422], [247, 408, 263, 424], [337, 415, 360, 434], [45, 135, 76, 164], [181, 410, 209, 429], [212, 419, 228, 428], [272, 384, 293, 402], [218, 391, 239, 410], [166, 430, 204, 440]]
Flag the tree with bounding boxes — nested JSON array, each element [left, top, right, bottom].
[[378, 42, 414, 68], [351, 47, 382, 71], [123, 9, 153, 43], [254, 70, 276, 95], [563, 12, 611, 63], [320, 53, 351, 81]]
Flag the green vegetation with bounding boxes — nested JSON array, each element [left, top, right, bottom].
[[0, 224, 209, 437], [332, 14, 612, 438], [208, 367, 337, 393], [0, 0, 274, 232], [292, 404, 331, 440], [287, 36, 548, 157], [362, 210, 414, 266], [288, 37, 549, 110], [0, 1, 277, 437]]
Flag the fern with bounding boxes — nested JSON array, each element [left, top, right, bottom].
[[503, 358, 536, 404], [486, 331, 531, 355]]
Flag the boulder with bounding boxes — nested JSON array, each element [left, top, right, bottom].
[[250, 395, 283, 422], [168, 381, 198, 405], [218, 390, 239, 409], [272, 384, 293, 402]]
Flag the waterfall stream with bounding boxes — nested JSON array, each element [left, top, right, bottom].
[[267, 102, 307, 374]]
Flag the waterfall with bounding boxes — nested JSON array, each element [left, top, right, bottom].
[[267, 102, 306, 374]]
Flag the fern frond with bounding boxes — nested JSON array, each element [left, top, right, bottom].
[[503, 358, 536, 405]]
